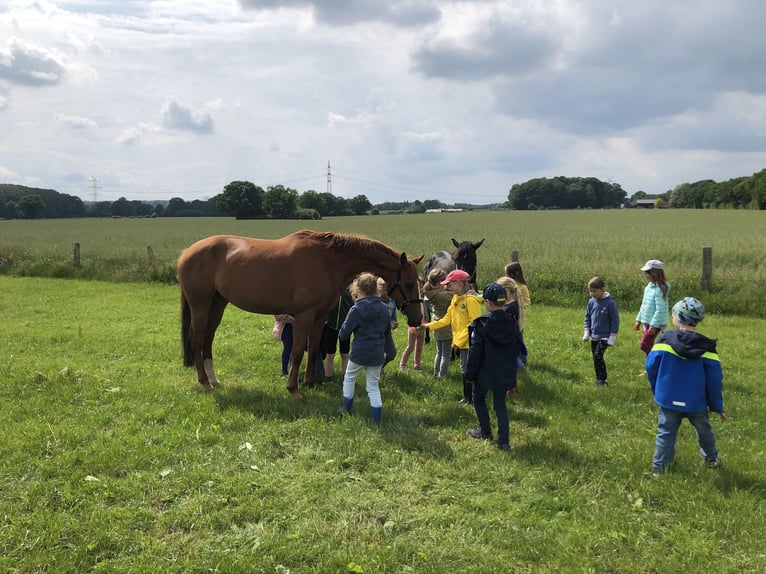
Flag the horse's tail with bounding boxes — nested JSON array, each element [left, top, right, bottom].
[[181, 289, 194, 367]]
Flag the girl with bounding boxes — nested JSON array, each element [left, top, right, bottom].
[[504, 262, 531, 309], [419, 269, 483, 403], [338, 273, 395, 425], [399, 279, 426, 371], [634, 259, 670, 355], [423, 268, 454, 378], [497, 276, 526, 395]]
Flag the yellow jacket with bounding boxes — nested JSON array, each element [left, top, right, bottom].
[[426, 293, 483, 349]]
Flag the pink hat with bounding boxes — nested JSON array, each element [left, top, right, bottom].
[[440, 269, 470, 285]]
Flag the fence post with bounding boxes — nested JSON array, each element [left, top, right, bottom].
[[73, 243, 80, 268], [510, 251, 519, 263], [700, 247, 712, 290], [147, 245, 155, 272]]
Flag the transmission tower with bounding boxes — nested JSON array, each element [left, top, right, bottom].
[[326, 160, 332, 195], [89, 176, 101, 201]]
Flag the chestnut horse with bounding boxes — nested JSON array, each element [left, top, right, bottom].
[[178, 230, 424, 398]]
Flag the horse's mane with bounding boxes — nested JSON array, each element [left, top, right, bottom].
[[292, 229, 399, 259]]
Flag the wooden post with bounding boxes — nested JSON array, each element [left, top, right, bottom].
[[73, 243, 80, 268], [700, 247, 712, 290], [510, 251, 519, 263], [147, 245, 155, 272]]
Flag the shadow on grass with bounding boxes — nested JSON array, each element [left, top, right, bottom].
[[512, 440, 598, 470]]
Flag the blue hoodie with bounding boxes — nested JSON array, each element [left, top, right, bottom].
[[465, 309, 522, 392], [339, 296, 393, 367], [646, 330, 724, 414]]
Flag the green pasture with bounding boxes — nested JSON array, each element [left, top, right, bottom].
[[1, 209, 765, 316], [1, 211, 765, 572], [2, 271, 766, 572]]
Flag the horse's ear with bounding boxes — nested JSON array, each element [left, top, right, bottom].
[[412, 255, 424, 265], [474, 238, 485, 250], [451, 238, 460, 248]]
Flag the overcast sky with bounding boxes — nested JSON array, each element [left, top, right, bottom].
[[2, 0, 765, 205]]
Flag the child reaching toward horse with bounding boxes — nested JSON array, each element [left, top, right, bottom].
[[418, 269, 483, 403], [399, 278, 426, 371], [338, 273, 395, 425], [423, 269, 454, 378]]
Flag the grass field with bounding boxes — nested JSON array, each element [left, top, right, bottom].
[[1, 212, 765, 572], [1, 209, 765, 316]]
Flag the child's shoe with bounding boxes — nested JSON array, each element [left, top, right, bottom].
[[466, 428, 492, 441]]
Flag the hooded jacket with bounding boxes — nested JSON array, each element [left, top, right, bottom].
[[645, 330, 724, 414], [426, 292, 483, 349], [636, 281, 670, 328], [584, 292, 620, 341], [339, 295, 393, 367], [464, 309, 522, 392]]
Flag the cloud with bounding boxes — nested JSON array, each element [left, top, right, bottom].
[[0, 37, 67, 85], [55, 113, 98, 128], [160, 100, 214, 134], [237, 0, 442, 27]]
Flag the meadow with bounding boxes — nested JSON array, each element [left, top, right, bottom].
[[1, 211, 765, 573]]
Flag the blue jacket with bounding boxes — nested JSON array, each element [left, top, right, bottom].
[[464, 309, 521, 392], [636, 282, 670, 328], [339, 296, 393, 367], [646, 330, 724, 414], [584, 292, 620, 341]]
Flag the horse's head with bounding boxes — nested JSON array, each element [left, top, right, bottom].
[[387, 253, 424, 327], [452, 238, 485, 286]]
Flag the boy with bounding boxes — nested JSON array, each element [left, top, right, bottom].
[[582, 276, 620, 386], [464, 283, 522, 451], [645, 296, 727, 474]]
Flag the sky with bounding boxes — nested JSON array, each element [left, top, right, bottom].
[[2, 0, 766, 206]]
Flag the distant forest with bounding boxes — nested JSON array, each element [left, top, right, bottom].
[[2, 168, 764, 219]]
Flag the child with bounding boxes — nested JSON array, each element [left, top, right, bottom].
[[634, 259, 670, 355], [320, 287, 354, 382], [423, 268, 454, 378], [504, 261, 530, 365], [338, 273, 395, 425], [377, 277, 399, 368], [504, 262, 531, 309], [272, 314, 294, 377], [645, 296, 727, 474], [398, 279, 426, 371], [496, 276, 526, 395], [419, 269, 483, 403], [582, 277, 620, 386], [464, 283, 522, 451]]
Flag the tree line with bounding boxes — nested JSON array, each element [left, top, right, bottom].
[[2, 168, 765, 219]]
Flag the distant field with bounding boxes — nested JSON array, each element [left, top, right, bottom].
[[1, 210, 764, 315]]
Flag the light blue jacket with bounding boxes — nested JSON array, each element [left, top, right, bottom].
[[635, 282, 670, 328]]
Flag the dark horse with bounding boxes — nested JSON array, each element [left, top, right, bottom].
[[422, 238, 485, 286], [178, 230, 424, 398]]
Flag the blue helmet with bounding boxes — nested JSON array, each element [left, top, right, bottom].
[[672, 297, 705, 326]]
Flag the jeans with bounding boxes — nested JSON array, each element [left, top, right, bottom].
[[653, 407, 718, 471], [433, 338, 452, 377], [342, 360, 383, 408], [473, 383, 510, 447]]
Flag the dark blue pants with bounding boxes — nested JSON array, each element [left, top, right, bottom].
[[473, 383, 510, 447]]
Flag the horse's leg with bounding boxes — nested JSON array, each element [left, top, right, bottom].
[[303, 317, 326, 389], [188, 303, 213, 391], [202, 294, 228, 387]]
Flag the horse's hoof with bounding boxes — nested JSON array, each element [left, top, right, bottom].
[[289, 390, 303, 399], [201, 383, 214, 392]]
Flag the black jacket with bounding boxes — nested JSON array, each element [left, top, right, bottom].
[[465, 309, 522, 392]]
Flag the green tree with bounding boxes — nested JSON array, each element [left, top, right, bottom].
[[17, 194, 45, 219], [216, 181, 265, 219], [262, 185, 298, 219], [298, 189, 328, 216], [348, 194, 372, 215]]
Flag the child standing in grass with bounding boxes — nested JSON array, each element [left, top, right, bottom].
[[496, 276, 525, 396], [338, 273, 395, 425], [646, 296, 727, 474], [418, 269, 483, 403], [423, 268, 454, 378], [399, 279, 426, 371], [635, 259, 670, 356], [377, 277, 399, 368], [582, 277, 620, 386], [272, 314, 294, 377], [504, 261, 530, 365], [464, 283, 522, 451]]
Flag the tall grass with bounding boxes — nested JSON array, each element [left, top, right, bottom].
[[1, 276, 765, 573], [2, 210, 765, 316]]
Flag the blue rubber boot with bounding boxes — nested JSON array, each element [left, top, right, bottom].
[[341, 396, 354, 413], [370, 406, 382, 426]]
